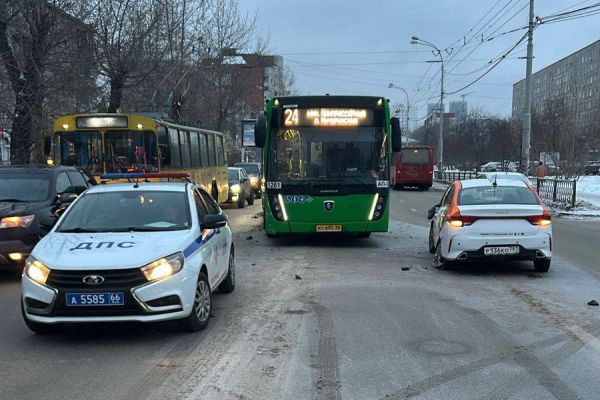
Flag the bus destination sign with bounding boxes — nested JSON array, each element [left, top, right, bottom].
[[283, 108, 372, 127], [76, 116, 129, 129]]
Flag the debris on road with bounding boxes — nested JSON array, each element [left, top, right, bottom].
[[246, 235, 253, 240], [295, 274, 302, 280], [401, 267, 410, 271], [528, 273, 543, 278], [588, 300, 599, 306]]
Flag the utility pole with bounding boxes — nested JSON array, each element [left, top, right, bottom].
[[438, 61, 445, 174], [410, 36, 444, 174], [521, 0, 535, 173]]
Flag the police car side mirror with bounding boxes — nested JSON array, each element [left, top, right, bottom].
[[202, 214, 228, 230]]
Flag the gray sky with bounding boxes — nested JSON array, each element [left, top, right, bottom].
[[240, 0, 599, 124]]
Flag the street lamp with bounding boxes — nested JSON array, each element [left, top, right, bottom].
[[388, 83, 410, 133], [411, 36, 445, 175]]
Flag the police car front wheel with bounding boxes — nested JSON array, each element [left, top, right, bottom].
[[180, 272, 211, 332]]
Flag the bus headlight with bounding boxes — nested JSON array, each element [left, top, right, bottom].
[[230, 184, 241, 194], [141, 253, 184, 282], [24, 257, 50, 285]]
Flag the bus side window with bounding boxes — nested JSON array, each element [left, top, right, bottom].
[[190, 131, 200, 167], [179, 130, 191, 168], [207, 134, 216, 167], [216, 135, 225, 166], [168, 128, 181, 168], [158, 126, 171, 167], [199, 132, 208, 167]]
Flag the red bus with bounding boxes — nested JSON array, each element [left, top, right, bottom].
[[393, 146, 434, 190]]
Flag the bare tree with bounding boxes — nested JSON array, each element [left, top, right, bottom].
[[0, 0, 95, 163], [93, 0, 168, 113]]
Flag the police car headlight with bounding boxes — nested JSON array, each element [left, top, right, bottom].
[[141, 252, 184, 282], [24, 256, 50, 285], [0, 214, 35, 229], [230, 184, 241, 194]]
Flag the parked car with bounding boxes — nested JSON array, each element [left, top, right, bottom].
[[0, 165, 94, 269], [227, 167, 254, 208], [234, 162, 263, 198], [427, 178, 552, 272], [476, 172, 532, 186], [480, 162, 502, 172]]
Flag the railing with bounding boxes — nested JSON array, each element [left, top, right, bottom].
[[435, 171, 478, 182], [530, 178, 577, 207]]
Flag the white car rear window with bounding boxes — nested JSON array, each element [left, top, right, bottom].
[[459, 186, 539, 206]]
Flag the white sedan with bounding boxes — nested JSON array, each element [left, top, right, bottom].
[[428, 179, 552, 272], [21, 174, 235, 333]]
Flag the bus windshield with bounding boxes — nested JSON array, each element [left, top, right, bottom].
[[57, 131, 103, 174], [269, 126, 387, 183], [400, 148, 431, 164], [104, 131, 158, 173]]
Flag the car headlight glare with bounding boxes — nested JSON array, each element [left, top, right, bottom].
[[0, 214, 35, 229], [230, 184, 241, 194], [24, 257, 50, 285], [250, 176, 259, 186], [141, 252, 184, 282]]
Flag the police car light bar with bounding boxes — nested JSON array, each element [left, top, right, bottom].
[[100, 172, 191, 180]]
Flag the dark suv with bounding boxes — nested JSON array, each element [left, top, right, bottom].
[[0, 165, 94, 269]]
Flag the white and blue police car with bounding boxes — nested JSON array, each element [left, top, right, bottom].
[[21, 173, 235, 333]]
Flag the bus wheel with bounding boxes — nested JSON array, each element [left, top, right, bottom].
[[357, 232, 371, 238]]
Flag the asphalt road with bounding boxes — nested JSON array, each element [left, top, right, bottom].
[[1, 193, 600, 399]]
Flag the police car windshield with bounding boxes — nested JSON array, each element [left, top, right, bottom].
[[57, 190, 191, 232]]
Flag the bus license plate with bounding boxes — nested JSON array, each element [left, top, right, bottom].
[[66, 292, 125, 306], [484, 246, 519, 256], [316, 225, 342, 232]]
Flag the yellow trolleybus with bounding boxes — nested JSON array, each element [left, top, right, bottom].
[[47, 113, 228, 202]]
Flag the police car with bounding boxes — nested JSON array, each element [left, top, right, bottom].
[[21, 173, 235, 333]]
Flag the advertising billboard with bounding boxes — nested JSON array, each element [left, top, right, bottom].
[[241, 119, 256, 147]]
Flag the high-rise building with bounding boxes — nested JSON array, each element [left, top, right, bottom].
[[427, 103, 442, 115], [449, 101, 468, 120], [512, 40, 600, 136], [394, 103, 408, 133]]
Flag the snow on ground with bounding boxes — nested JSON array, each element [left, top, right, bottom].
[[577, 176, 600, 207]]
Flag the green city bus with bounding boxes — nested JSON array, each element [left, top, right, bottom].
[[47, 113, 229, 202], [254, 96, 401, 237]]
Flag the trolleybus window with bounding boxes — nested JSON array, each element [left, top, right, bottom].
[[179, 130, 191, 169], [190, 131, 200, 167], [207, 134, 216, 167], [57, 131, 103, 173], [199, 132, 208, 167], [157, 126, 171, 167], [104, 131, 158, 173], [216, 136, 225, 166], [168, 128, 181, 168]]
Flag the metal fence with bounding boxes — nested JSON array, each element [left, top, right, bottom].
[[530, 178, 577, 207], [435, 172, 578, 207], [435, 171, 478, 183]]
